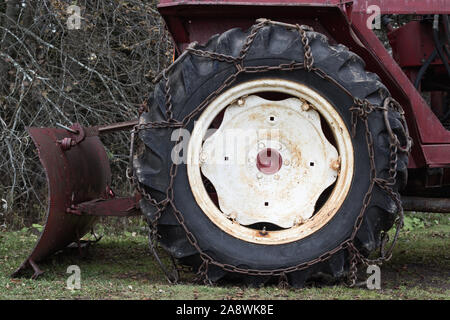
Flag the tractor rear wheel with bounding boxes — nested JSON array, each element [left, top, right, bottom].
[[133, 22, 409, 287]]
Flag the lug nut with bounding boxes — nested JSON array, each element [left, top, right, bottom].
[[331, 158, 341, 171], [294, 217, 305, 226]]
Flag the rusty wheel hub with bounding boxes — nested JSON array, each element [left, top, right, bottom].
[[187, 79, 354, 244]]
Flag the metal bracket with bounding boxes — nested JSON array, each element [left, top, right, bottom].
[[66, 193, 142, 217]]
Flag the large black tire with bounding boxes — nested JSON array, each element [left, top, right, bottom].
[[134, 23, 409, 287]]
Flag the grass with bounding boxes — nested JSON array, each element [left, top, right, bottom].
[[0, 212, 449, 300]]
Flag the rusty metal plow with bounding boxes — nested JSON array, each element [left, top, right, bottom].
[[12, 121, 140, 279]]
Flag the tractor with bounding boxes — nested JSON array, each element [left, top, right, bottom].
[[12, 0, 450, 287]]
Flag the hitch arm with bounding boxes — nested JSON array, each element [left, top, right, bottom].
[[66, 194, 142, 217]]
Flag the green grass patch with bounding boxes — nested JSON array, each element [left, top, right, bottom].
[[0, 212, 448, 300]]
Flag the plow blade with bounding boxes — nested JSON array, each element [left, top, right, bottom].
[[12, 126, 111, 279]]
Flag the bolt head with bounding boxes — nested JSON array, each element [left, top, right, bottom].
[[294, 217, 305, 226], [200, 152, 207, 163], [331, 158, 341, 171]]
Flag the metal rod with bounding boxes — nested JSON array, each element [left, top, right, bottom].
[[55, 122, 78, 134], [28, 259, 44, 280], [97, 119, 139, 134], [402, 196, 450, 213], [68, 195, 142, 217]]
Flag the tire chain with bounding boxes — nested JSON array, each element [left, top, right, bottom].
[[126, 19, 412, 287]]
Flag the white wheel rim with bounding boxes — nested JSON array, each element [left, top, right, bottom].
[[187, 79, 354, 245]]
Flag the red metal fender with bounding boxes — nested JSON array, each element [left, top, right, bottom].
[[12, 125, 111, 279]]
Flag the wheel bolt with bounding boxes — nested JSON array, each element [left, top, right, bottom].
[[331, 158, 341, 171], [294, 217, 305, 226]]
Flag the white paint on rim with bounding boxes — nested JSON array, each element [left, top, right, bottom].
[[187, 79, 354, 245], [200, 95, 339, 228]]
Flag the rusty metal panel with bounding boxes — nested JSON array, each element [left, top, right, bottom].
[[12, 126, 111, 278]]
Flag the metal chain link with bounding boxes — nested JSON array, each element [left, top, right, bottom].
[[127, 19, 412, 286]]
